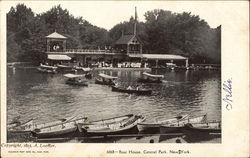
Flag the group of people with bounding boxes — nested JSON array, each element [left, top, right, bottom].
[[126, 85, 142, 90]]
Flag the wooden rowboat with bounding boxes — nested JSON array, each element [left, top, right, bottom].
[[79, 115, 145, 136], [160, 114, 207, 134], [37, 67, 57, 74], [31, 117, 88, 138], [95, 73, 117, 86], [32, 114, 133, 138], [64, 74, 88, 86], [183, 121, 221, 134], [8, 116, 77, 133], [87, 114, 134, 125], [137, 72, 164, 83], [111, 86, 152, 95], [137, 114, 189, 133]]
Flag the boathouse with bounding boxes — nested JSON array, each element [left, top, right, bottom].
[[44, 7, 189, 68]]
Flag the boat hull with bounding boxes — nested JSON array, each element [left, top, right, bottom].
[[37, 67, 57, 74], [80, 115, 145, 137], [160, 125, 184, 134], [183, 122, 221, 134], [137, 123, 160, 134], [111, 86, 152, 95], [137, 114, 189, 133], [160, 114, 207, 134], [31, 126, 78, 139]]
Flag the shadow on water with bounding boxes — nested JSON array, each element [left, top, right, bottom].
[[182, 133, 221, 143]]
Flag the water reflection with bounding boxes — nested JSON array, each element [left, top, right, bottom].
[[7, 68, 221, 127]]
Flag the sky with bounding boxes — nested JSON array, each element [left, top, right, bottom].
[[3, 1, 223, 30]]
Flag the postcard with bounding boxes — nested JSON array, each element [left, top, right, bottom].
[[1, 1, 249, 157]]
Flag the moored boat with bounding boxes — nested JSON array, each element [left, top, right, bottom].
[[160, 114, 207, 134], [111, 86, 152, 95], [87, 114, 134, 125], [95, 73, 118, 86], [57, 64, 75, 72], [64, 73, 88, 86], [137, 114, 189, 133], [8, 116, 76, 133], [37, 64, 57, 74], [79, 115, 145, 136], [137, 72, 164, 83], [183, 121, 221, 134], [31, 117, 88, 138]]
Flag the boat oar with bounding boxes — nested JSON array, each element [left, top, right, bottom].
[[76, 124, 83, 133]]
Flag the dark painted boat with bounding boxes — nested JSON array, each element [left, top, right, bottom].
[[64, 74, 88, 86], [79, 115, 145, 136], [137, 114, 189, 133], [160, 114, 207, 133], [111, 86, 152, 95], [183, 121, 221, 134], [137, 72, 164, 83], [95, 73, 117, 86], [57, 64, 75, 72]]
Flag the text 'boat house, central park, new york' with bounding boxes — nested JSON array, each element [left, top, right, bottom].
[[44, 7, 189, 68]]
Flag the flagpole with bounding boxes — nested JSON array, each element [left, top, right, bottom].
[[134, 7, 137, 35]]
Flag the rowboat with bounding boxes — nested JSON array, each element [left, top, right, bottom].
[[137, 114, 189, 133], [160, 114, 207, 133], [8, 119, 34, 133], [95, 73, 118, 86], [137, 72, 164, 83], [8, 116, 77, 132], [64, 73, 88, 86], [31, 117, 88, 138], [57, 64, 75, 72], [87, 114, 134, 125], [111, 86, 152, 95], [79, 115, 145, 136], [73, 66, 91, 72], [183, 121, 221, 134], [37, 64, 57, 74], [31, 114, 133, 138], [40, 64, 57, 69], [37, 67, 57, 73]]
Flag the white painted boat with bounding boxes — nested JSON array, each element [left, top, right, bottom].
[[31, 117, 88, 138], [160, 114, 207, 133], [80, 115, 145, 136], [137, 114, 189, 132]]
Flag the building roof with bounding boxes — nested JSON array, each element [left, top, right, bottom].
[[48, 54, 71, 60], [115, 35, 135, 45], [128, 54, 188, 60], [46, 31, 67, 39]]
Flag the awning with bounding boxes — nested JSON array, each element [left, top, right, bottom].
[[48, 55, 71, 60], [142, 54, 187, 60], [128, 54, 187, 60]]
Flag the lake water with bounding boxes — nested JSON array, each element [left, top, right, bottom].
[[7, 68, 221, 127]]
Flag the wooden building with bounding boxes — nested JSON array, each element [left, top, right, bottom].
[[44, 7, 189, 68]]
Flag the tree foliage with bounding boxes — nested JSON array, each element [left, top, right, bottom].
[[7, 4, 221, 64]]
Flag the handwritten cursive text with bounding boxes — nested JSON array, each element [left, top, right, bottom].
[[223, 78, 232, 110]]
